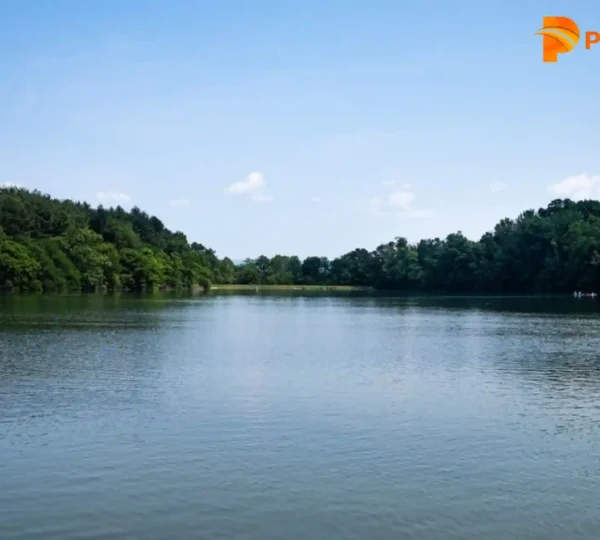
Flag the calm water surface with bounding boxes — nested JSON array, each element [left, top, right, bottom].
[[2, 294, 600, 539]]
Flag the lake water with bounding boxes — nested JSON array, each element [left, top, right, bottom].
[[2, 294, 600, 539]]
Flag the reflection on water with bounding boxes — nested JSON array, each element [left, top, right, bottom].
[[1, 294, 600, 539]]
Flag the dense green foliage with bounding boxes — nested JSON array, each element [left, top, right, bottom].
[[0, 187, 235, 293], [2, 188, 600, 294], [235, 199, 600, 293]]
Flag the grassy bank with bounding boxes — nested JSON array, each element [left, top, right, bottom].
[[210, 284, 371, 292]]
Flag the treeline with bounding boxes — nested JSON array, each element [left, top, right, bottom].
[[236, 199, 600, 293], [2, 188, 600, 294], [0, 187, 235, 292]]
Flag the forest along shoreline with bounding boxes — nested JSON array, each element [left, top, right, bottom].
[[1, 186, 599, 295]]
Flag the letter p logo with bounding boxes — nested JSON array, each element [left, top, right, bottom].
[[536, 16, 580, 62]]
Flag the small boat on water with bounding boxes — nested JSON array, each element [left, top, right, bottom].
[[573, 291, 597, 298]]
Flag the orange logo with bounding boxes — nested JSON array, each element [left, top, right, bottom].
[[536, 17, 580, 62], [536, 17, 600, 62]]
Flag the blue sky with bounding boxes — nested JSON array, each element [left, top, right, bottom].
[[1, 0, 599, 260]]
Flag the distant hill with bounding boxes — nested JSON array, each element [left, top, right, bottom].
[[0, 186, 235, 292]]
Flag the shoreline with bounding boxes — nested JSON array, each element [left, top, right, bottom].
[[209, 284, 372, 292]]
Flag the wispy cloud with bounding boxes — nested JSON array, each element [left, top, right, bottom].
[[169, 198, 190, 208], [312, 196, 321, 203], [489, 181, 506, 193], [388, 189, 416, 209], [225, 171, 274, 202], [549, 173, 600, 200], [365, 185, 432, 219], [0, 181, 24, 188], [225, 172, 265, 195], [96, 191, 131, 205]]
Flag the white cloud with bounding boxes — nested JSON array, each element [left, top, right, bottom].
[[225, 171, 275, 203], [96, 191, 131, 204], [312, 196, 321, 203], [388, 189, 416, 209], [225, 172, 265, 195], [549, 173, 600, 200], [0, 182, 24, 188], [364, 188, 431, 219], [169, 199, 189, 208], [489, 181, 506, 193], [251, 193, 274, 203]]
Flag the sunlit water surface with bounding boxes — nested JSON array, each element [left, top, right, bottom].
[[2, 294, 600, 539]]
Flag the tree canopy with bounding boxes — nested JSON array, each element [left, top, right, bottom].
[[233, 199, 600, 293], [2, 187, 600, 294], [0, 187, 233, 293]]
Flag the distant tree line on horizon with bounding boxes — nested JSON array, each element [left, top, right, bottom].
[[1, 186, 600, 294]]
